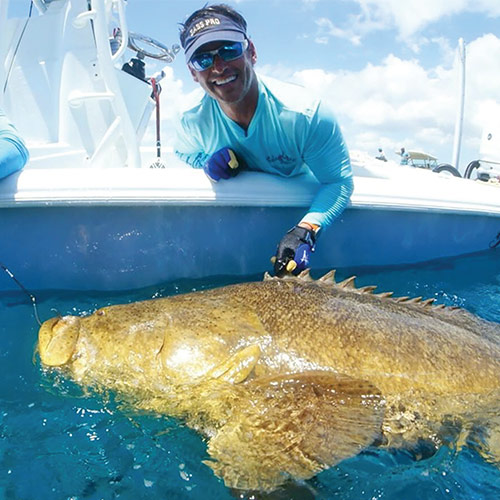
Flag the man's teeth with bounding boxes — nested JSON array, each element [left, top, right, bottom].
[[213, 75, 237, 86]]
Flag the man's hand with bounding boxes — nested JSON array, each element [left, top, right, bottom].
[[204, 147, 243, 182], [272, 225, 317, 277]]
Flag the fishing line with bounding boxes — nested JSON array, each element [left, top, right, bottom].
[[0, 262, 42, 326]]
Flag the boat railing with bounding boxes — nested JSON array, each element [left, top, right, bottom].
[[31, 0, 49, 13], [70, 0, 140, 168], [3, 0, 177, 169]]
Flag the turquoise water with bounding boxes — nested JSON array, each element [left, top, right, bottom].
[[1, 251, 500, 500]]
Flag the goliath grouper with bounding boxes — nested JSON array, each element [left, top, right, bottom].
[[37, 271, 500, 491]]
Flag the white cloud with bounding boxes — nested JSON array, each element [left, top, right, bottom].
[[273, 34, 500, 167], [288, 58, 455, 160], [314, 0, 500, 45], [315, 17, 362, 46]]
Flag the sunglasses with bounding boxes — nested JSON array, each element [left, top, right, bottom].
[[189, 40, 249, 72]]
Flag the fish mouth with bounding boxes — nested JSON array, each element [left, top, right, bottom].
[[38, 315, 81, 366]]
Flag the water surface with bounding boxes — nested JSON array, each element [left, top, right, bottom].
[[1, 251, 500, 499]]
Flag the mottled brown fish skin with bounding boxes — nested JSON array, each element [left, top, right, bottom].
[[37, 274, 500, 491], [38, 277, 500, 395]]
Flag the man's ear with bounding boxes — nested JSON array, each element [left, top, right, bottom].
[[248, 40, 257, 65], [189, 66, 199, 82]]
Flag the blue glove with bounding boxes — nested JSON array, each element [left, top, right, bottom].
[[204, 147, 243, 182], [272, 225, 317, 277]]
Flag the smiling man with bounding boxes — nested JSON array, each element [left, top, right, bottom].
[[175, 4, 353, 276]]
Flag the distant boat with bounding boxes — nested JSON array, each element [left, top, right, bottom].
[[2, 0, 500, 291], [405, 151, 461, 177]]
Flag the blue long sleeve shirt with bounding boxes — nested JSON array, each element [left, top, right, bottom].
[[0, 107, 29, 179], [175, 75, 353, 227]]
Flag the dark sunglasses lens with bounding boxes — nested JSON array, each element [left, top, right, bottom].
[[219, 43, 244, 61], [191, 53, 214, 71], [190, 42, 245, 71]]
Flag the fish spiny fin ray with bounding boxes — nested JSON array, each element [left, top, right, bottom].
[[338, 276, 357, 289], [407, 297, 423, 304], [318, 269, 336, 282], [298, 269, 313, 280], [395, 296, 410, 303]]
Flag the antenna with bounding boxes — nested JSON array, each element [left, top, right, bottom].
[[452, 38, 466, 171]]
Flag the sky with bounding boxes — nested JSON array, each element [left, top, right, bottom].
[[8, 0, 500, 170]]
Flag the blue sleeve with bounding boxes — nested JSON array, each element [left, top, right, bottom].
[[174, 115, 210, 169], [0, 111, 29, 179], [301, 102, 353, 227]]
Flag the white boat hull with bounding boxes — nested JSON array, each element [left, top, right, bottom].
[[2, 162, 500, 291]]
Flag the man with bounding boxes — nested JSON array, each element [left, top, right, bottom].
[[399, 147, 409, 166], [176, 4, 353, 276], [376, 148, 387, 162], [0, 106, 28, 179]]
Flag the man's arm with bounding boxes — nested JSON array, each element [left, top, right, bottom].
[[0, 110, 29, 179], [174, 115, 210, 168], [300, 101, 353, 227], [175, 113, 244, 181], [272, 101, 353, 276]]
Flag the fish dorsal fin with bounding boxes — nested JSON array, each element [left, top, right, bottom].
[[264, 269, 455, 312], [205, 371, 384, 491], [206, 345, 261, 384]]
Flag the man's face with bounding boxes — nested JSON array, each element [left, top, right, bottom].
[[189, 40, 257, 106]]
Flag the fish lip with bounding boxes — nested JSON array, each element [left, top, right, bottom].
[[38, 315, 81, 367], [40, 316, 62, 334], [38, 317, 62, 362]]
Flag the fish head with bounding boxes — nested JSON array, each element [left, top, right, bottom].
[[38, 315, 81, 366]]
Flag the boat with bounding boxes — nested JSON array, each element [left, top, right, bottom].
[[463, 121, 500, 182], [403, 151, 461, 177], [2, 0, 500, 292]]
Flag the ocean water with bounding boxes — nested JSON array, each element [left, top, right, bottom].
[[1, 251, 500, 500]]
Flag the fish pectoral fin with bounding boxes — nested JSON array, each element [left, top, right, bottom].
[[206, 344, 261, 384], [204, 370, 385, 492]]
